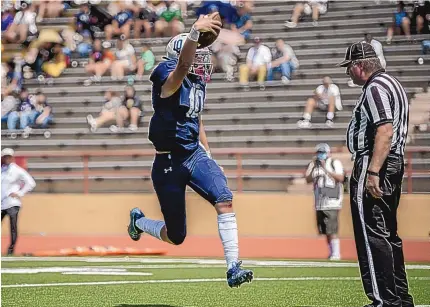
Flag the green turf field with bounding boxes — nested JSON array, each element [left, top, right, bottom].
[[1, 257, 429, 307]]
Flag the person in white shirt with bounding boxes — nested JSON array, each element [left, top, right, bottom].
[[305, 143, 344, 260], [363, 34, 386, 69], [1, 148, 36, 255], [111, 37, 137, 80], [239, 37, 272, 90], [298, 76, 342, 128], [285, 0, 328, 28]]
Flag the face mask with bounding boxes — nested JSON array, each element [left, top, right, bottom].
[[317, 152, 328, 160]]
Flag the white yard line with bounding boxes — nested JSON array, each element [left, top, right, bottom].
[[2, 277, 429, 289], [2, 257, 430, 270]]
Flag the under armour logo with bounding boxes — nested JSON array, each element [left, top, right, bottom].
[[164, 167, 172, 174]]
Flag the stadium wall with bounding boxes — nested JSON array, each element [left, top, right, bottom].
[[2, 194, 429, 239]]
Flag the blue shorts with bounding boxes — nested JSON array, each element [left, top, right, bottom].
[[151, 146, 233, 243]]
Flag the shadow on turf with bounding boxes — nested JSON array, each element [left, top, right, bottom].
[[115, 305, 181, 307]]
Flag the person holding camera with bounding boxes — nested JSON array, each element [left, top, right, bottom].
[[305, 143, 345, 260]]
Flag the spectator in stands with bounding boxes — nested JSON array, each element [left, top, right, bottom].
[[7, 88, 37, 131], [75, 2, 93, 38], [297, 76, 342, 128], [239, 37, 272, 90], [111, 38, 137, 81], [1, 94, 19, 130], [211, 40, 240, 81], [75, 2, 112, 40], [105, 2, 133, 40], [86, 89, 122, 132], [154, 1, 184, 37], [1, 7, 15, 33], [387, 1, 412, 44], [412, 0, 430, 34], [134, 0, 162, 39], [35, 0, 65, 22], [33, 90, 53, 128], [40, 43, 68, 78], [363, 33, 386, 69], [423, 39, 430, 54], [267, 39, 299, 85], [85, 39, 115, 83], [25, 29, 67, 78], [4, 0, 38, 44], [231, 1, 253, 40], [135, 44, 156, 81], [285, 0, 328, 28], [110, 85, 142, 132], [3, 58, 23, 96]]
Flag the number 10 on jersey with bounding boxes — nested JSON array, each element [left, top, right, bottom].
[[187, 85, 205, 118]]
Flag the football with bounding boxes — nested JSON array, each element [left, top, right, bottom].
[[197, 12, 222, 49]]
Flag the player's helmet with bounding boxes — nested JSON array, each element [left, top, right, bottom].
[[165, 33, 213, 82]]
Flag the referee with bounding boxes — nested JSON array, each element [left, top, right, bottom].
[[338, 42, 414, 307]]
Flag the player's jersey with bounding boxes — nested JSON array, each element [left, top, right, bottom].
[[149, 59, 206, 154]]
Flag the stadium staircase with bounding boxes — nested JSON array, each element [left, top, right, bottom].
[[2, 1, 429, 193]]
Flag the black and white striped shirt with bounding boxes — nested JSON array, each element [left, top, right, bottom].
[[346, 70, 409, 157]]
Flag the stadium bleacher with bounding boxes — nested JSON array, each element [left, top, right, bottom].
[[2, 0, 429, 193]]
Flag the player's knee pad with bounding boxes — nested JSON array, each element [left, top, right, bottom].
[[167, 230, 186, 245]]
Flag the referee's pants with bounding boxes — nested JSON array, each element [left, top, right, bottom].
[[350, 154, 414, 307]]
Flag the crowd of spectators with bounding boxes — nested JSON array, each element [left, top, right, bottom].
[[1, 0, 429, 136], [86, 85, 142, 133]]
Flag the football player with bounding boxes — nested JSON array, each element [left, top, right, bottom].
[[127, 14, 253, 288]]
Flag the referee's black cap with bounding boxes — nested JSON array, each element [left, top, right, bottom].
[[337, 42, 377, 67]]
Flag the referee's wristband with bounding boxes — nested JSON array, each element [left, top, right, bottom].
[[367, 170, 379, 177]]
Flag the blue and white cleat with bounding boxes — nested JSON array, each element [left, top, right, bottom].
[[128, 207, 144, 241], [226, 261, 254, 288]]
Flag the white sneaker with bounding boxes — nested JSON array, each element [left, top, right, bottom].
[[128, 124, 138, 132], [297, 120, 312, 128], [86, 115, 97, 132], [109, 125, 124, 133], [281, 76, 290, 85], [285, 21, 297, 28], [326, 120, 334, 128], [312, 20, 319, 27], [329, 255, 341, 261], [259, 83, 266, 91]]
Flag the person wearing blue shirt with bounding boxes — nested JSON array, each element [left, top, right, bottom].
[[231, 5, 253, 40], [104, 2, 133, 40], [126, 15, 253, 288]]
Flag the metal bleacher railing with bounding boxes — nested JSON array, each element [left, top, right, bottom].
[[15, 146, 430, 194]]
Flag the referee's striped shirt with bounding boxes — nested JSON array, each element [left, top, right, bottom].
[[346, 69, 409, 157]]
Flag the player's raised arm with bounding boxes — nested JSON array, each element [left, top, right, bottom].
[[161, 14, 221, 98]]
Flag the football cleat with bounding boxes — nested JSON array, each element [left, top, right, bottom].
[[128, 207, 144, 241], [226, 261, 254, 288]]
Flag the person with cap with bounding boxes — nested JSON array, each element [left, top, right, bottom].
[[347, 33, 387, 88], [304, 143, 344, 261], [338, 42, 413, 307], [239, 37, 272, 90], [1, 148, 36, 255]]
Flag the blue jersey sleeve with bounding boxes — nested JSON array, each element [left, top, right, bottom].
[[150, 59, 178, 88]]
